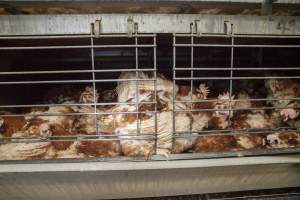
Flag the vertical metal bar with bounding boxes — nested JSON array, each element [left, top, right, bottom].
[[190, 27, 194, 134], [90, 27, 99, 136], [172, 33, 176, 154], [135, 32, 140, 135], [153, 34, 158, 154], [172, 33, 176, 139], [229, 32, 234, 126]]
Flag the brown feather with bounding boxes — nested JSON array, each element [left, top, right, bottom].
[[77, 132, 121, 157], [0, 116, 26, 138], [193, 135, 238, 152]]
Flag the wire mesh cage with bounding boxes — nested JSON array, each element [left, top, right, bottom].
[[0, 17, 300, 162], [172, 26, 300, 158], [0, 32, 161, 160]]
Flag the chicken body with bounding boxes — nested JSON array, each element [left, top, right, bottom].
[[193, 92, 237, 153], [0, 85, 123, 160], [193, 135, 238, 152], [193, 133, 266, 153], [0, 140, 52, 160], [264, 132, 300, 148], [207, 92, 235, 130], [72, 86, 121, 157], [173, 84, 212, 153], [193, 91, 271, 153], [0, 114, 26, 138], [232, 93, 276, 130], [0, 120, 53, 160], [2, 74, 300, 161], [112, 72, 174, 157], [265, 79, 300, 127]]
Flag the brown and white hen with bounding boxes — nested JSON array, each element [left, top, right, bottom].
[[265, 79, 300, 127], [173, 83, 212, 154], [112, 72, 173, 158]]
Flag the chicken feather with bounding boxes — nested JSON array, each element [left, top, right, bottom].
[[265, 79, 300, 126]]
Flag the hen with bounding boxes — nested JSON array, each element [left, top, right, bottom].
[[72, 86, 121, 158], [111, 72, 173, 158], [193, 92, 237, 153], [0, 117, 53, 160], [264, 132, 300, 149], [19, 87, 88, 159], [0, 113, 26, 138], [72, 86, 99, 135], [193, 133, 266, 153], [232, 92, 277, 130], [193, 91, 272, 153], [0, 122, 85, 160], [265, 79, 300, 127], [229, 92, 279, 151], [208, 92, 236, 130], [172, 84, 212, 153], [0, 85, 121, 160], [193, 135, 238, 152], [108, 72, 215, 158]]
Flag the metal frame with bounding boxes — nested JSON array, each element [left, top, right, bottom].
[[0, 154, 299, 199], [0, 14, 300, 35]]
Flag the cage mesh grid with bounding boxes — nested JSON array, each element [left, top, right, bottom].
[[0, 29, 299, 161], [0, 33, 159, 155], [172, 30, 300, 157]]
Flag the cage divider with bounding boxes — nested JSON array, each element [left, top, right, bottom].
[[90, 32, 99, 137], [153, 34, 158, 155], [228, 30, 234, 128], [190, 27, 194, 135]]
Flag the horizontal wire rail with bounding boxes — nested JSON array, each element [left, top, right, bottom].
[[174, 128, 300, 138], [174, 105, 300, 112], [0, 135, 157, 144], [0, 101, 157, 109], [174, 44, 300, 48], [0, 34, 156, 39], [2, 128, 299, 144], [174, 67, 300, 70], [0, 68, 156, 75], [0, 97, 298, 109], [0, 78, 156, 85], [0, 44, 156, 50], [174, 33, 300, 38], [0, 110, 157, 117], [173, 76, 300, 80]]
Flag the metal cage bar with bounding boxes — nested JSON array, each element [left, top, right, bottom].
[[172, 31, 300, 158], [0, 32, 158, 147]]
